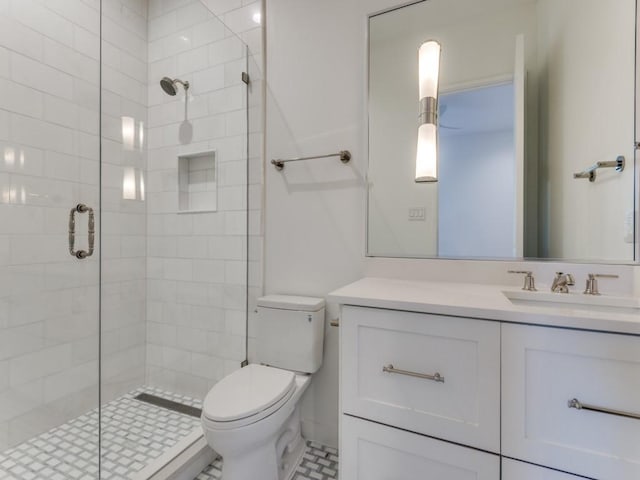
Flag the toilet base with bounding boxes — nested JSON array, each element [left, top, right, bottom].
[[218, 407, 305, 480], [278, 410, 306, 480]]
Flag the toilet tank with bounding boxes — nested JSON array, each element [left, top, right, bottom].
[[256, 295, 325, 374]]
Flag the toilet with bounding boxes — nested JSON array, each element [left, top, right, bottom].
[[201, 295, 325, 480]]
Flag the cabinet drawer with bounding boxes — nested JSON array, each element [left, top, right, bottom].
[[502, 459, 581, 479], [502, 324, 640, 480], [341, 415, 499, 480], [341, 306, 500, 452]]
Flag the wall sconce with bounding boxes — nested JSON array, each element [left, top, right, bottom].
[[415, 40, 441, 183]]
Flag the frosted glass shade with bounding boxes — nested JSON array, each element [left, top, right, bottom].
[[415, 123, 437, 182], [418, 41, 441, 100]]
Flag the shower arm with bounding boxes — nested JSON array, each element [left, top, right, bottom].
[[174, 79, 190, 90]]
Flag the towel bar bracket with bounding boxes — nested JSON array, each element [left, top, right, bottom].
[[573, 156, 624, 182]]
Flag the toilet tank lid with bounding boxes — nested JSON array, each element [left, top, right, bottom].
[[257, 295, 325, 312]]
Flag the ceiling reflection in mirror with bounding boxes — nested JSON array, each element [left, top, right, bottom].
[[367, 0, 637, 262]]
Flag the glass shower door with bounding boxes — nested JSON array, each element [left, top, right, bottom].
[[99, 0, 251, 477], [0, 1, 102, 478]]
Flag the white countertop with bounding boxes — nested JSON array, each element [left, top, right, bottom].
[[327, 277, 640, 335]]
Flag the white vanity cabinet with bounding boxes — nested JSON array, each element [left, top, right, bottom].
[[338, 304, 640, 479], [342, 415, 500, 480], [502, 459, 581, 480], [502, 324, 640, 480], [340, 305, 501, 478]]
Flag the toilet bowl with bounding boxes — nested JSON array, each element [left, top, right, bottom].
[[202, 365, 311, 480], [201, 295, 325, 480]]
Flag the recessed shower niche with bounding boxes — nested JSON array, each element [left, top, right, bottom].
[[178, 150, 218, 213]]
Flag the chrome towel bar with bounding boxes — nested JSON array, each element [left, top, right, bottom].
[[568, 398, 640, 420], [573, 156, 625, 182], [271, 150, 351, 171]]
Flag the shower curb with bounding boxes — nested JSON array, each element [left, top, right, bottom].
[[132, 429, 217, 480]]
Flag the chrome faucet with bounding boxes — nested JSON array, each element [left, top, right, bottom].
[[551, 272, 575, 293]]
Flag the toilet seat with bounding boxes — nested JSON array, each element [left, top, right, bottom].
[[202, 365, 296, 428]]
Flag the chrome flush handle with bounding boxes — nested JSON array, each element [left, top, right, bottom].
[[69, 204, 95, 259]]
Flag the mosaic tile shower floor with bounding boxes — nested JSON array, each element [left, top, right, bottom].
[[0, 387, 339, 480], [0, 387, 202, 480]]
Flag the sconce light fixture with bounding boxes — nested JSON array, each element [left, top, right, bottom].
[[415, 40, 441, 183]]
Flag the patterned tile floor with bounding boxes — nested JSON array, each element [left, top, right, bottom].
[[0, 387, 339, 480], [0, 387, 202, 480], [195, 442, 339, 480]]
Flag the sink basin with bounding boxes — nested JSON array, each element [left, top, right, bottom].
[[502, 289, 640, 315]]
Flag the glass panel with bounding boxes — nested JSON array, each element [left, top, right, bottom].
[[99, 0, 249, 476], [0, 1, 102, 478]]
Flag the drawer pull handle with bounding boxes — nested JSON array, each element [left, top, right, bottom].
[[382, 364, 445, 383], [568, 398, 640, 420]]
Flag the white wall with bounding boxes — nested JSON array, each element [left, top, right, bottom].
[[265, 0, 639, 448], [536, 0, 635, 260], [266, 0, 380, 447]]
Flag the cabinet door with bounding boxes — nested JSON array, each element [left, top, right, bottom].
[[341, 306, 500, 452], [502, 324, 640, 480], [341, 415, 500, 480], [502, 459, 581, 480]]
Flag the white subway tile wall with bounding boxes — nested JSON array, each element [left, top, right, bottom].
[[0, 0, 265, 455], [100, 0, 149, 405], [0, 0, 104, 451], [145, 0, 262, 400]]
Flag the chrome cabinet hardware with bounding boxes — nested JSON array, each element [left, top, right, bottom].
[[551, 272, 574, 293], [568, 398, 640, 421], [573, 155, 625, 182], [69, 204, 95, 260], [382, 364, 445, 383], [584, 273, 619, 295], [330, 318, 340, 327], [508, 270, 537, 291], [271, 150, 351, 171]]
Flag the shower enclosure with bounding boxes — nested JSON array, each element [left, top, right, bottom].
[[0, 0, 254, 478]]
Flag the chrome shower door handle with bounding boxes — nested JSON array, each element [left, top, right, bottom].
[[69, 204, 95, 259]]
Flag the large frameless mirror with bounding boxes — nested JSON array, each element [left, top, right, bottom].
[[367, 0, 637, 263]]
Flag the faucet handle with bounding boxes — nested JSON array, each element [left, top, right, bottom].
[[508, 270, 537, 291], [584, 273, 619, 295]]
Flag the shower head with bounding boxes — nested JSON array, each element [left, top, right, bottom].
[[160, 77, 190, 96]]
